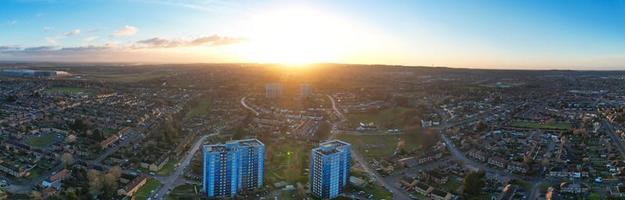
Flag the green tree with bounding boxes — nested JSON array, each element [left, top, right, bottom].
[[463, 171, 485, 197]]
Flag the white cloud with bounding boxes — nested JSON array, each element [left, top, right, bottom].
[[84, 36, 99, 43], [43, 26, 52, 32], [65, 29, 81, 36], [46, 37, 59, 45], [113, 25, 138, 37], [134, 35, 245, 48]]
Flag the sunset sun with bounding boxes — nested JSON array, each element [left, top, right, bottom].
[[239, 6, 361, 65]]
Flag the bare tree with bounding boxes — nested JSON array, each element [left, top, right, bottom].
[[87, 169, 103, 196], [30, 190, 43, 200], [65, 134, 77, 144], [62, 153, 75, 167]]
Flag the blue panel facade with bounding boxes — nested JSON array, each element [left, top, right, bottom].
[[310, 140, 351, 199], [203, 139, 265, 198]]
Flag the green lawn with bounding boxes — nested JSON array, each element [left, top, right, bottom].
[[509, 120, 571, 130], [157, 159, 178, 176], [166, 184, 199, 200], [135, 178, 161, 200], [363, 184, 392, 200], [44, 87, 88, 95], [338, 132, 421, 160], [265, 141, 312, 185], [184, 98, 211, 119], [25, 134, 57, 148], [441, 176, 462, 194], [347, 107, 413, 129]]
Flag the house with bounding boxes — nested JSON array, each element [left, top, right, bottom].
[[41, 187, 58, 199], [468, 149, 487, 162], [42, 169, 69, 189], [609, 185, 625, 198], [488, 156, 507, 168], [559, 182, 589, 194], [426, 171, 449, 185], [149, 155, 170, 172], [117, 175, 148, 197], [497, 184, 519, 200], [100, 135, 119, 149], [349, 176, 367, 188], [399, 176, 417, 190], [417, 152, 443, 165], [414, 182, 433, 196], [0, 162, 27, 177], [397, 157, 418, 168], [430, 189, 454, 200], [507, 162, 529, 174]]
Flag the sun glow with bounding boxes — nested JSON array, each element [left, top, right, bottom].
[[238, 6, 365, 65]]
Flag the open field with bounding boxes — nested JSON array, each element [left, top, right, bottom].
[[265, 140, 312, 185], [135, 178, 161, 200], [363, 184, 392, 200], [347, 107, 414, 129], [157, 159, 177, 176], [166, 184, 199, 200], [44, 86, 89, 95], [25, 134, 57, 148], [184, 98, 211, 120], [509, 120, 572, 130], [338, 131, 421, 160]]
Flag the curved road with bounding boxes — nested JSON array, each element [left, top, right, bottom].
[[155, 133, 214, 199], [240, 97, 260, 116]]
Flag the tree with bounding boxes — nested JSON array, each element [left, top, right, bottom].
[[475, 120, 487, 132], [419, 128, 440, 150], [65, 134, 77, 144], [30, 191, 43, 200], [61, 153, 74, 168], [463, 171, 485, 197], [87, 169, 103, 196]]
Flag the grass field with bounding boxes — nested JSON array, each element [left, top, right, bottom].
[[25, 134, 57, 148], [166, 184, 199, 200], [157, 159, 177, 176], [364, 184, 392, 200], [135, 178, 161, 200], [338, 132, 421, 160], [184, 98, 211, 120], [441, 176, 462, 194], [44, 87, 88, 95], [509, 120, 572, 130], [265, 141, 312, 185], [347, 107, 413, 129]]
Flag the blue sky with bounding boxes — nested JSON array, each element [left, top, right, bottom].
[[1, 0, 624, 69]]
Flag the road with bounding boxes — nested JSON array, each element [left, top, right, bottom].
[[94, 131, 141, 163], [602, 120, 625, 157], [327, 94, 347, 139], [351, 150, 411, 200], [154, 133, 214, 199], [240, 97, 260, 116]]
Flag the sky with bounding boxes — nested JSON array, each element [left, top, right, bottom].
[[0, 0, 624, 69]]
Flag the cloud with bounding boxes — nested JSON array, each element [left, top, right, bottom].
[[65, 29, 81, 36], [43, 26, 52, 32], [0, 34, 243, 60], [84, 36, 99, 43], [135, 35, 244, 48], [6, 20, 17, 25], [46, 37, 59, 45], [0, 45, 115, 56], [113, 25, 138, 37], [0, 46, 20, 51]]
